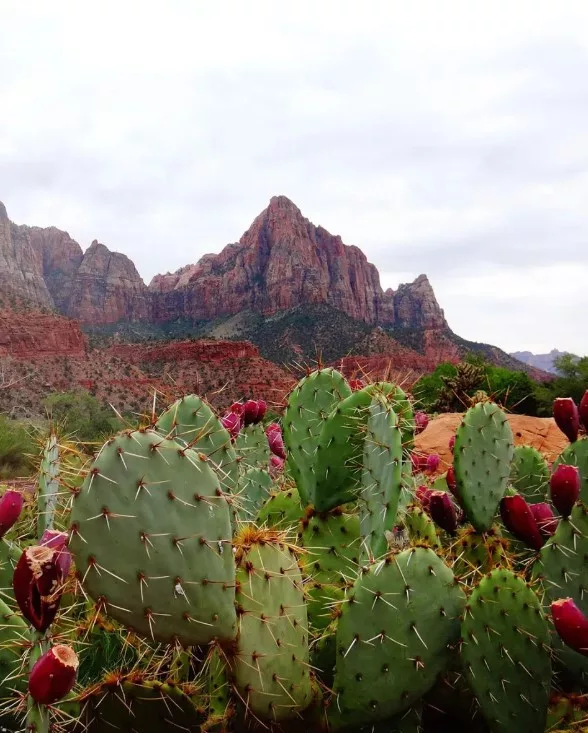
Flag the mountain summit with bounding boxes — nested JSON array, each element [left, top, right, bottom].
[[0, 196, 447, 332]]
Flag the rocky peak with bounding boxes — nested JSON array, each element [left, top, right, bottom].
[[0, 202, 7, 220], [392, 274, 447, 330]]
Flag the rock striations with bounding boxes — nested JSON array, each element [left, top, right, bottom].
[[0, 196, 447, 332]]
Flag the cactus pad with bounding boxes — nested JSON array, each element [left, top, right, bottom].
[[359, 397, 403, 562], [453, 402, 514, 531], [232, 529, 312, 721], [283, 368, 351, 504], [234, 423, 270, 470], [155, 395, 238, 495], [510, 445, 549, 504], [553, 438, 588, 504], [333, 547, 465, 726], [69, 429, 237, 646], [236, 468, 273, 523], [256, 487, 303, 531], [461, 568, 551, 733], [402, 506, 441, 549]]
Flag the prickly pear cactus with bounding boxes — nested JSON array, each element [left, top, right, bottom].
[[402, 506, 441, 548], [69, 429, 237, 646], [203, 646, 232, 731], [235, 468, 273, 523], [533, 500, 588, 683], [256, 487, 303, 531], [450, 526, 507, 579], [299, 508, 360, 631], [510, 445, 549, 504], [333, 547, 465, 726], [461, 568, 551, 733], [385, 384, 415, 451], [232, 529, 312, 721], [283, 368, 352, 505], [0, 596, 28, 695], [453, 402, 514, 531], [234, 423, 270, 470], [553, 438, 588, 504], [155, 394, 239, 494], [359, 397, 403, 562]]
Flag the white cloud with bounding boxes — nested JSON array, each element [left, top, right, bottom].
[[1, 0, 588, 353]]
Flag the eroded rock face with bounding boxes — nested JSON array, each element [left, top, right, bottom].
[[0, 196, 448, 332], [0, 309, 86, 358], [66, 241, 149, 324], [149, 196, 443, 329]]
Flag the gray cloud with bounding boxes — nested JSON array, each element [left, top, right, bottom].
[[1, 1, 588, 354]]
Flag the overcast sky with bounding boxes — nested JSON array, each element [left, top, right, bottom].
[[1, 1, 588, 355]]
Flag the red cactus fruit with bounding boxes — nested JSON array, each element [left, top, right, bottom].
[[580, 390, 588, 433], [230, 402, 244, 416], [414, 412, 429, 435], [529, 502, 558, 538], [269, 455, 285, 477], [0, 490, 23, 539], [416, 484, 433, 511], [348, 378, 365, 392], [429, 491, 458, 534], [257, 399, 267, 422], [265, 424, 287, 460], [411, 453, 428, 473], [40, 530, 72, 580], [242, 400, 260, 425], [448, 435, 456, 452], [426, 454, 440, 472], [29, 644, 79, 704], [550, 464, 580, 518], [553, 397, 580, 443], [221, 412, 241, 441], [13, 546, 64, 632], [551, 598, 588, 657], [446, 466, 457, 492], [500, 494, 544, 550]]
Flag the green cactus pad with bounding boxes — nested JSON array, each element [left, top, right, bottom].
[[283, 368, 352, 505], [333, 547, 465, 726], [256, 487, 303, 531], [461, 568, 551, 733], [385, 385, 415, 451], [509, 445, 550, 504], [232, 531, 312, 721], [0, 596, 28, 695], [402, 506, 441, 549], [553, 437, 588, 504], [300, 509, 360, 631], [453, 402, 514, 531], [155, 394, 238, 495], [203, 646, 232, 731], [236, 468, 273, 523], [69, 429, 237, 646], [533, 501, 588, 684], [360, 397, 403, 562], [314, 383, 401, 512], [234, 422, 270, 471], [450, 526, 507, 581]]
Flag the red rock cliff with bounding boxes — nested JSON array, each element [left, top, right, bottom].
[[0, 309, 86, 358]]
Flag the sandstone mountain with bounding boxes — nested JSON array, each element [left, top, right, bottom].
[[510, 349, 580, 375], [0, 196, 446, 332]]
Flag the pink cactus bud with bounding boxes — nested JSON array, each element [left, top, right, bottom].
[[448, 435, 456, 451], [580, 390, 588, 433], [553, 397, 580, 443], [446, 466, 457, 492], [40, 530, 72, 580], [348, 379, 364, 392], [221, 411, 241, 441], [411, 453, 428, 473], [416, 484, 432, 511], [0, 490, 23, 539], [551, 598, 588, 657], [13, 545, 63, 632], [265, 424, 286, 460], [414, 412, 429, 435], [230, 401, 244, 416], [269, 455, 285, 478], [29, 644, 79, 704], [256, 400, 267, 422], [550, 464, 581, 518], [242, 400, 260, 426], [265, 422, 281, 435], [529, 502, 558, 538], [426, 454, 440, 472], [500, 495, 544, 550], [429, 491, 458, 534]]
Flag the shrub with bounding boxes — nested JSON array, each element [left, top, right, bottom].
[[0, 416, 36, 479]]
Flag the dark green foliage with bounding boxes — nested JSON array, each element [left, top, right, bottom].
[[461, 569, 551, 733], [43, 391, 121, 443], [0, 416, 36, 478], [534, 354, 588, 416]]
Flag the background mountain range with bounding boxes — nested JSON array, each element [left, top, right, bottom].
[[0, 195, 551, 418]]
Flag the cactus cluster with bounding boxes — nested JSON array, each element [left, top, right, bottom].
[[3, 379, 588, 732]]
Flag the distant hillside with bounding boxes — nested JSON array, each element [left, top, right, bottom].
[[511, 349, 579, 375]]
